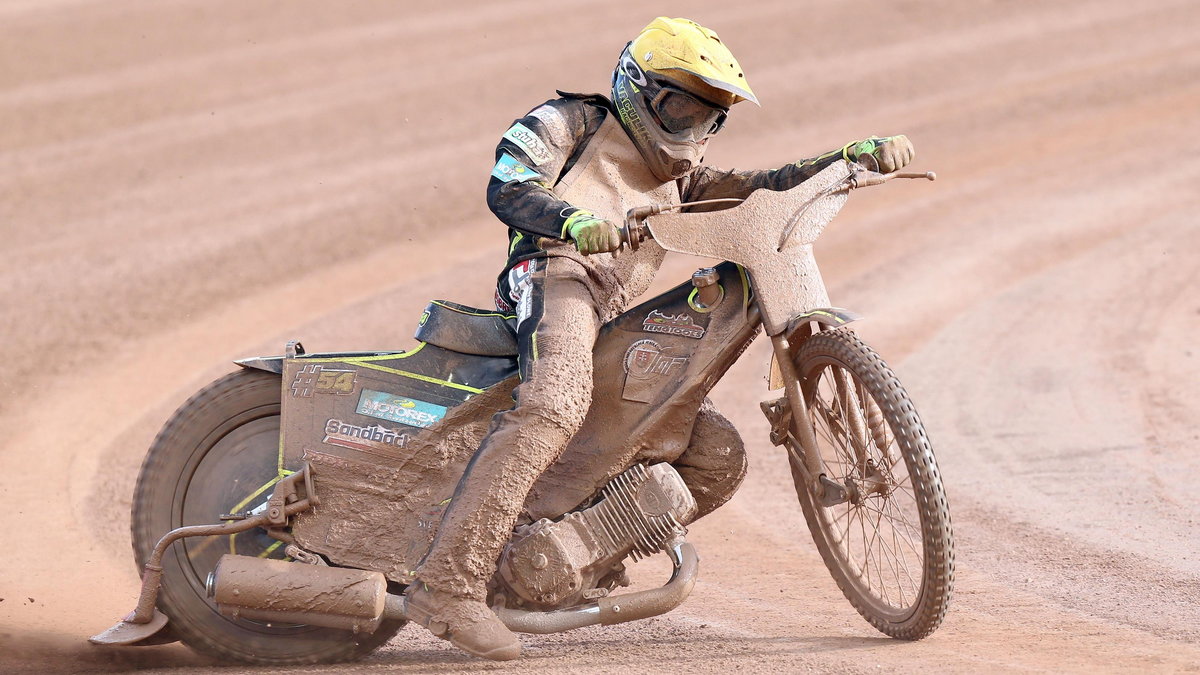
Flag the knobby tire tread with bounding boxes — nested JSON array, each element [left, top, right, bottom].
[[792, 328, 954, 640]]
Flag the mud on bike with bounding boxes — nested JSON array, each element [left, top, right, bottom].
[[92, 160, 953, 664]]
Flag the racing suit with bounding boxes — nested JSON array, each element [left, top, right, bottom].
[[413, 92, 850, 602]]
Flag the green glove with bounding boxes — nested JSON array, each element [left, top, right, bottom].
[[843, 134, 915, 172], [564, 210, 621, 255]]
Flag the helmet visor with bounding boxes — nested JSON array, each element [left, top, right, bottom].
[[650, 86, 728, 138]]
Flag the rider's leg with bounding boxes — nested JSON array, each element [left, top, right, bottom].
[[408, 257, 600, 659], [672, 397, 748, 523]]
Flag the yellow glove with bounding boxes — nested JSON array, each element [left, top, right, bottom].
[[565, 210, 621, 255], [843, 135, 915, 172]]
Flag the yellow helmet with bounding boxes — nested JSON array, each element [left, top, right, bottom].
[[612, 18, 757, 181], [630, 17, 757, 107]]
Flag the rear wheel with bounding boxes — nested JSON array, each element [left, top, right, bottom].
[[789, 329, 953, 639], [131, 369, 403, 664]]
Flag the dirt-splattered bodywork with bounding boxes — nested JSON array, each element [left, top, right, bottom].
[[280, 261, 756, 584]]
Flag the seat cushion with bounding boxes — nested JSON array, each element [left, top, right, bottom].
[[414, 300, 518, 357]]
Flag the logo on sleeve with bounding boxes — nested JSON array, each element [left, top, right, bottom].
[[502, 122, 553, 165], [491, 152, 542, 184]]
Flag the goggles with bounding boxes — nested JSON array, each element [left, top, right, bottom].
[[648, 85, 728, 138]]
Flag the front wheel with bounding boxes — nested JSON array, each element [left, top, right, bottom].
[[131, 369, 403, 664], [789, 328, 953, 639]]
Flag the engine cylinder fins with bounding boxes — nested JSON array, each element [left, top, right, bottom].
[[588, 463, 695, 562], [497, 462, 698, 608]]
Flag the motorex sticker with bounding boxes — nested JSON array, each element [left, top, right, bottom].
[[491, 152, 541, 184], [502, 122, 553, 165], [356, 389, 448, 429]]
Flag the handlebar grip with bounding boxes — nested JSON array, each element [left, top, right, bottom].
[[849, 168, 937, 189], [621, 205, 661, 252]]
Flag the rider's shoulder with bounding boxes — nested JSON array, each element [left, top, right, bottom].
[[553, 90, 613, 109], [519, 92, 611, 135]]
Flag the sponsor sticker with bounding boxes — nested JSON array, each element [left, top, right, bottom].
[[356, 389, 448, 429], [491, 152, 541, 184], [506, 259, 537, 325], [502, 122, 553, 165], [290, 364, 357, 397], [323, 418, 410, 455], [527, 104, 567, 135], [623, 339, 689, 380], [642, 309, 705, 339]]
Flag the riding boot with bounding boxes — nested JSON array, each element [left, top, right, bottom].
[[404, 581, 520, 661]]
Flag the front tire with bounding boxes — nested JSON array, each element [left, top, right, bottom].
[[789, 329, 953, 639], [131, 369, 402, 664]]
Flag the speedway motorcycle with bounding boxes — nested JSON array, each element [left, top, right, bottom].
[[92, 160, 953, 664]]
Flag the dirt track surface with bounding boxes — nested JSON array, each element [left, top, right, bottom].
[[2, 0, 1199, 672]]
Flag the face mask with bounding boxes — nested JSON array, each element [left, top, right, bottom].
[[611, 48, 728, 182], [648, 86, 727, 140]]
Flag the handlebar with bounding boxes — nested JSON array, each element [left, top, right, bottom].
[[848, 169, 936, 189], [620, 198, 744, 251], [621, 163, 935, 252]]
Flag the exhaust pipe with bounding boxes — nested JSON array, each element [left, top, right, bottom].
[[209, 539, 698, 635], [496, 539, 698, 633], [209, 555, 403, 634]]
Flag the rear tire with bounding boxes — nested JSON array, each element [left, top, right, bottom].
[[790, 329, 953, 639], [131, 369, 403, 664]]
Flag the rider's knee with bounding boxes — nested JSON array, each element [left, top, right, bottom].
[[675, 405, 747, 522], [519, 367, 594, 435]]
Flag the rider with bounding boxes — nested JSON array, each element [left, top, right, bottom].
[[405, 17, 915, 661]]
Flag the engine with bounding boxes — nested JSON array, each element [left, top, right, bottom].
[[496, 462, 697, 609]]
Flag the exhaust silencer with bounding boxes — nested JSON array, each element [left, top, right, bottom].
[[209, 540, 700, 638], [210, 554, 392, 633]]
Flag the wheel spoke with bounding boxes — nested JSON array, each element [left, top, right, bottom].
[[882, 498, 925, 560], [864, 499, 919, 601], [862, 501, 888, 603], [867, 497, 923, 569], [857, 498, 921, 607]]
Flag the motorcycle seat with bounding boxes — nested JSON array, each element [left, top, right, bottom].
[[414, 300, 518, 357]]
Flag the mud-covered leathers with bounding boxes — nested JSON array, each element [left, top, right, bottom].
[[414, 92, 849, 603], [489, 91, 850, 273]]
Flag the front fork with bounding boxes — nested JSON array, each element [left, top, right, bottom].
[[765, 325, 898, 507], [764, 330, 886, 507], [766, 332, 830, 499]]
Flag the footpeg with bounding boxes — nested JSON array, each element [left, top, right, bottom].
[[89, 609, 170, 646]]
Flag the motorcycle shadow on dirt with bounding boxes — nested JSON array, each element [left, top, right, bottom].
[[0, 633, 205, 674], [369, 632, 899, 672], [3, 629, 894, 673], [532, 632, 897, 655], [367, 634, 902, 667]]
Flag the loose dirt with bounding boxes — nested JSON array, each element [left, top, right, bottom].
[[2, 1, 1198, 672]]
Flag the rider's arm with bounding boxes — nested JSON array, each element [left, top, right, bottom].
[[682, 136, 913, 205], [682, 147, 844, 204], [485, 96, 607, 241]]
